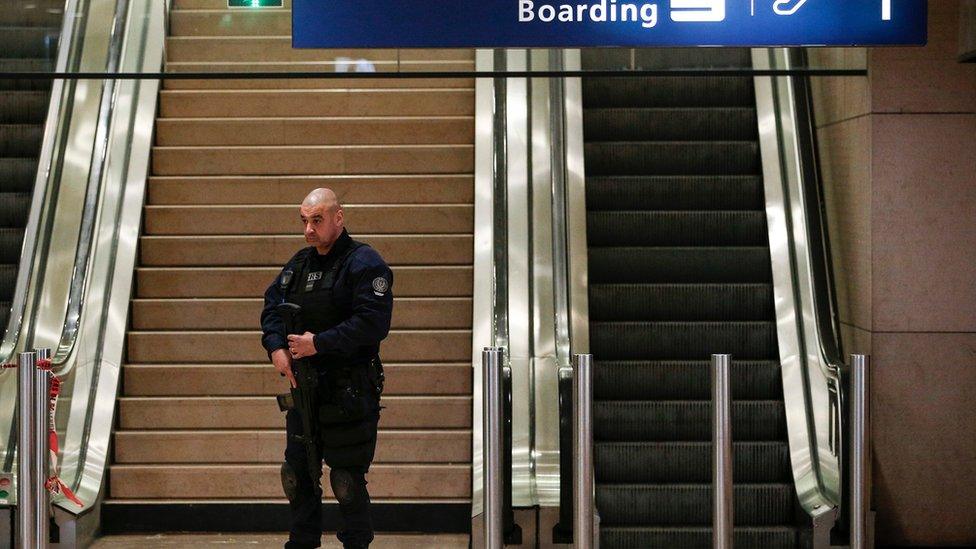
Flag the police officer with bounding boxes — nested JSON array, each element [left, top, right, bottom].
[[260, 188, 393, 549]]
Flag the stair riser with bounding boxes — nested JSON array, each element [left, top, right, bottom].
[[132, 298, 472, 330], [139, 235, 473, 267], [147, 176, 474, 206], [143, 205, 473, 235], [118, 397, 471, 429], [160, 90, 475, 118], [127, 330, 471, 363], [152, 145, 473, 176], [114, 430, 471, 464], [109, 464, 470, 499], [136, 266, 474, 298], [123, 364, 471, 396], [155, 118, 474, 146]]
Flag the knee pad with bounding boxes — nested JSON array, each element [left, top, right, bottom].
[[329, 468, 356, 506], [280, 462, 298, 502]]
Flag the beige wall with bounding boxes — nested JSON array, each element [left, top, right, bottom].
[[811, 2, 976, 546]]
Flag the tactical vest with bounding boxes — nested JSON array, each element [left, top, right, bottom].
[[279, 241, 383, 467]]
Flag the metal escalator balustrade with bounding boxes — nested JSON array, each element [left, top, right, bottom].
[[582, 48, 801, 547]]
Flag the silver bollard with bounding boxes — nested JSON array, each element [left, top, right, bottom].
[[482, 347, 504, 549], [17, 351, 37, 549], [34, 348, 52, 547], [850, 354, 870, 549], [712, 354, 733, 549], [573, 353, 594, 549]]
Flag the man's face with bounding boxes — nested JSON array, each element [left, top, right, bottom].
[[300, 203, 343, 247]]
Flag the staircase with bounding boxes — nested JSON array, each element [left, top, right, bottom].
[[582, 49, 803, 547], [106, 0, 475, 527], [0, 0, 62, 334]]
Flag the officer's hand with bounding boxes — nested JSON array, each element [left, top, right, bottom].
[[287, 332, 318, 360], [271, 348, 297, 388]]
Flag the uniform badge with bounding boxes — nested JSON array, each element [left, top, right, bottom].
[[372, 277, 389, 296]]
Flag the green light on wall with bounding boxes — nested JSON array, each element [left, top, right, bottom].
[[227, 0, 283, 8]]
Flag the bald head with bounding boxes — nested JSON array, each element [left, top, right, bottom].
[[302, 187, 340, 212], [299, 188, 345, 254]]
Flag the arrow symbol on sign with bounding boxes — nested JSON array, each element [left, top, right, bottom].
[[882, 0, 891, 20], [773, 0, 807, 15]]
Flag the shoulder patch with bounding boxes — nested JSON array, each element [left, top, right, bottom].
[[372, 277, 389, 294]]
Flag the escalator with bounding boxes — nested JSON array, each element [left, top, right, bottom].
[[0, 0, 62, 333], [583, 49, 802, 547]]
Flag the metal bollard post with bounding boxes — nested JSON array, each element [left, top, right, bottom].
[[482, 347, 504, 549], [573, 353, 594, 549], [712, 354, 733, 549], [34, 348, 52, 547], [850, 354, 870, 549], [17, 351, 37, 549]]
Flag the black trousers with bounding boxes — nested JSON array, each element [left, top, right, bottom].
[[283, 408, 376, 548]]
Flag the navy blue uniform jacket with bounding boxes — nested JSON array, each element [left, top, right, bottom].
[[260, 229, 394, 364]]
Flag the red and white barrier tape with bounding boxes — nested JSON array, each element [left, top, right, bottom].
[[37, 358, 82, 507]]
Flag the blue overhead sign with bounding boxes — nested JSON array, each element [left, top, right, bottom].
[[292, 0, 927, 49]]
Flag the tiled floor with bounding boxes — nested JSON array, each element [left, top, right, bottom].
[[90, 533, 469, 548]]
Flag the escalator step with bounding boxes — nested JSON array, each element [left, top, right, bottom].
[[589, 283, 773, 321], [0, 91, 48, 123], [585, 175, 764, 211], [0, 193, 30, 227], [0, 59, 54, 91], [588, 247, 771, 284], [0, 264, 15, 301], [0, 27, 60, 59], [582, 47, 751, 71], [582, 77, 753, 108], [601, 525, 799, 548], [0, 263, 17, 301], [594, 400, 786, 442], [594, 442, 793, 483], [595, 441, 791, 483], [0, 300, 9, 334], [583, 107, 757, 142], [0, 124, 43, 156], [597, 483, 795, 526], [587, 211, 767, 246], [0, 228, 25, 263], [0, 157, 39, 192], [593, 360, 782, 400], [590, 321, 777, 360], [585, 141, 759, 176]]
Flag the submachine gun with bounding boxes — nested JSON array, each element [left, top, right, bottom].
[[275, 302, 323, 497]]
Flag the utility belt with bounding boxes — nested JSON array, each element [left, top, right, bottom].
[[277, 356, 385, 426]]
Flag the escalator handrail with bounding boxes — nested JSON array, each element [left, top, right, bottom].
[[50, 0, 132, 367], [0, 0, 83, 367], [790, 47, 852, 530]]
